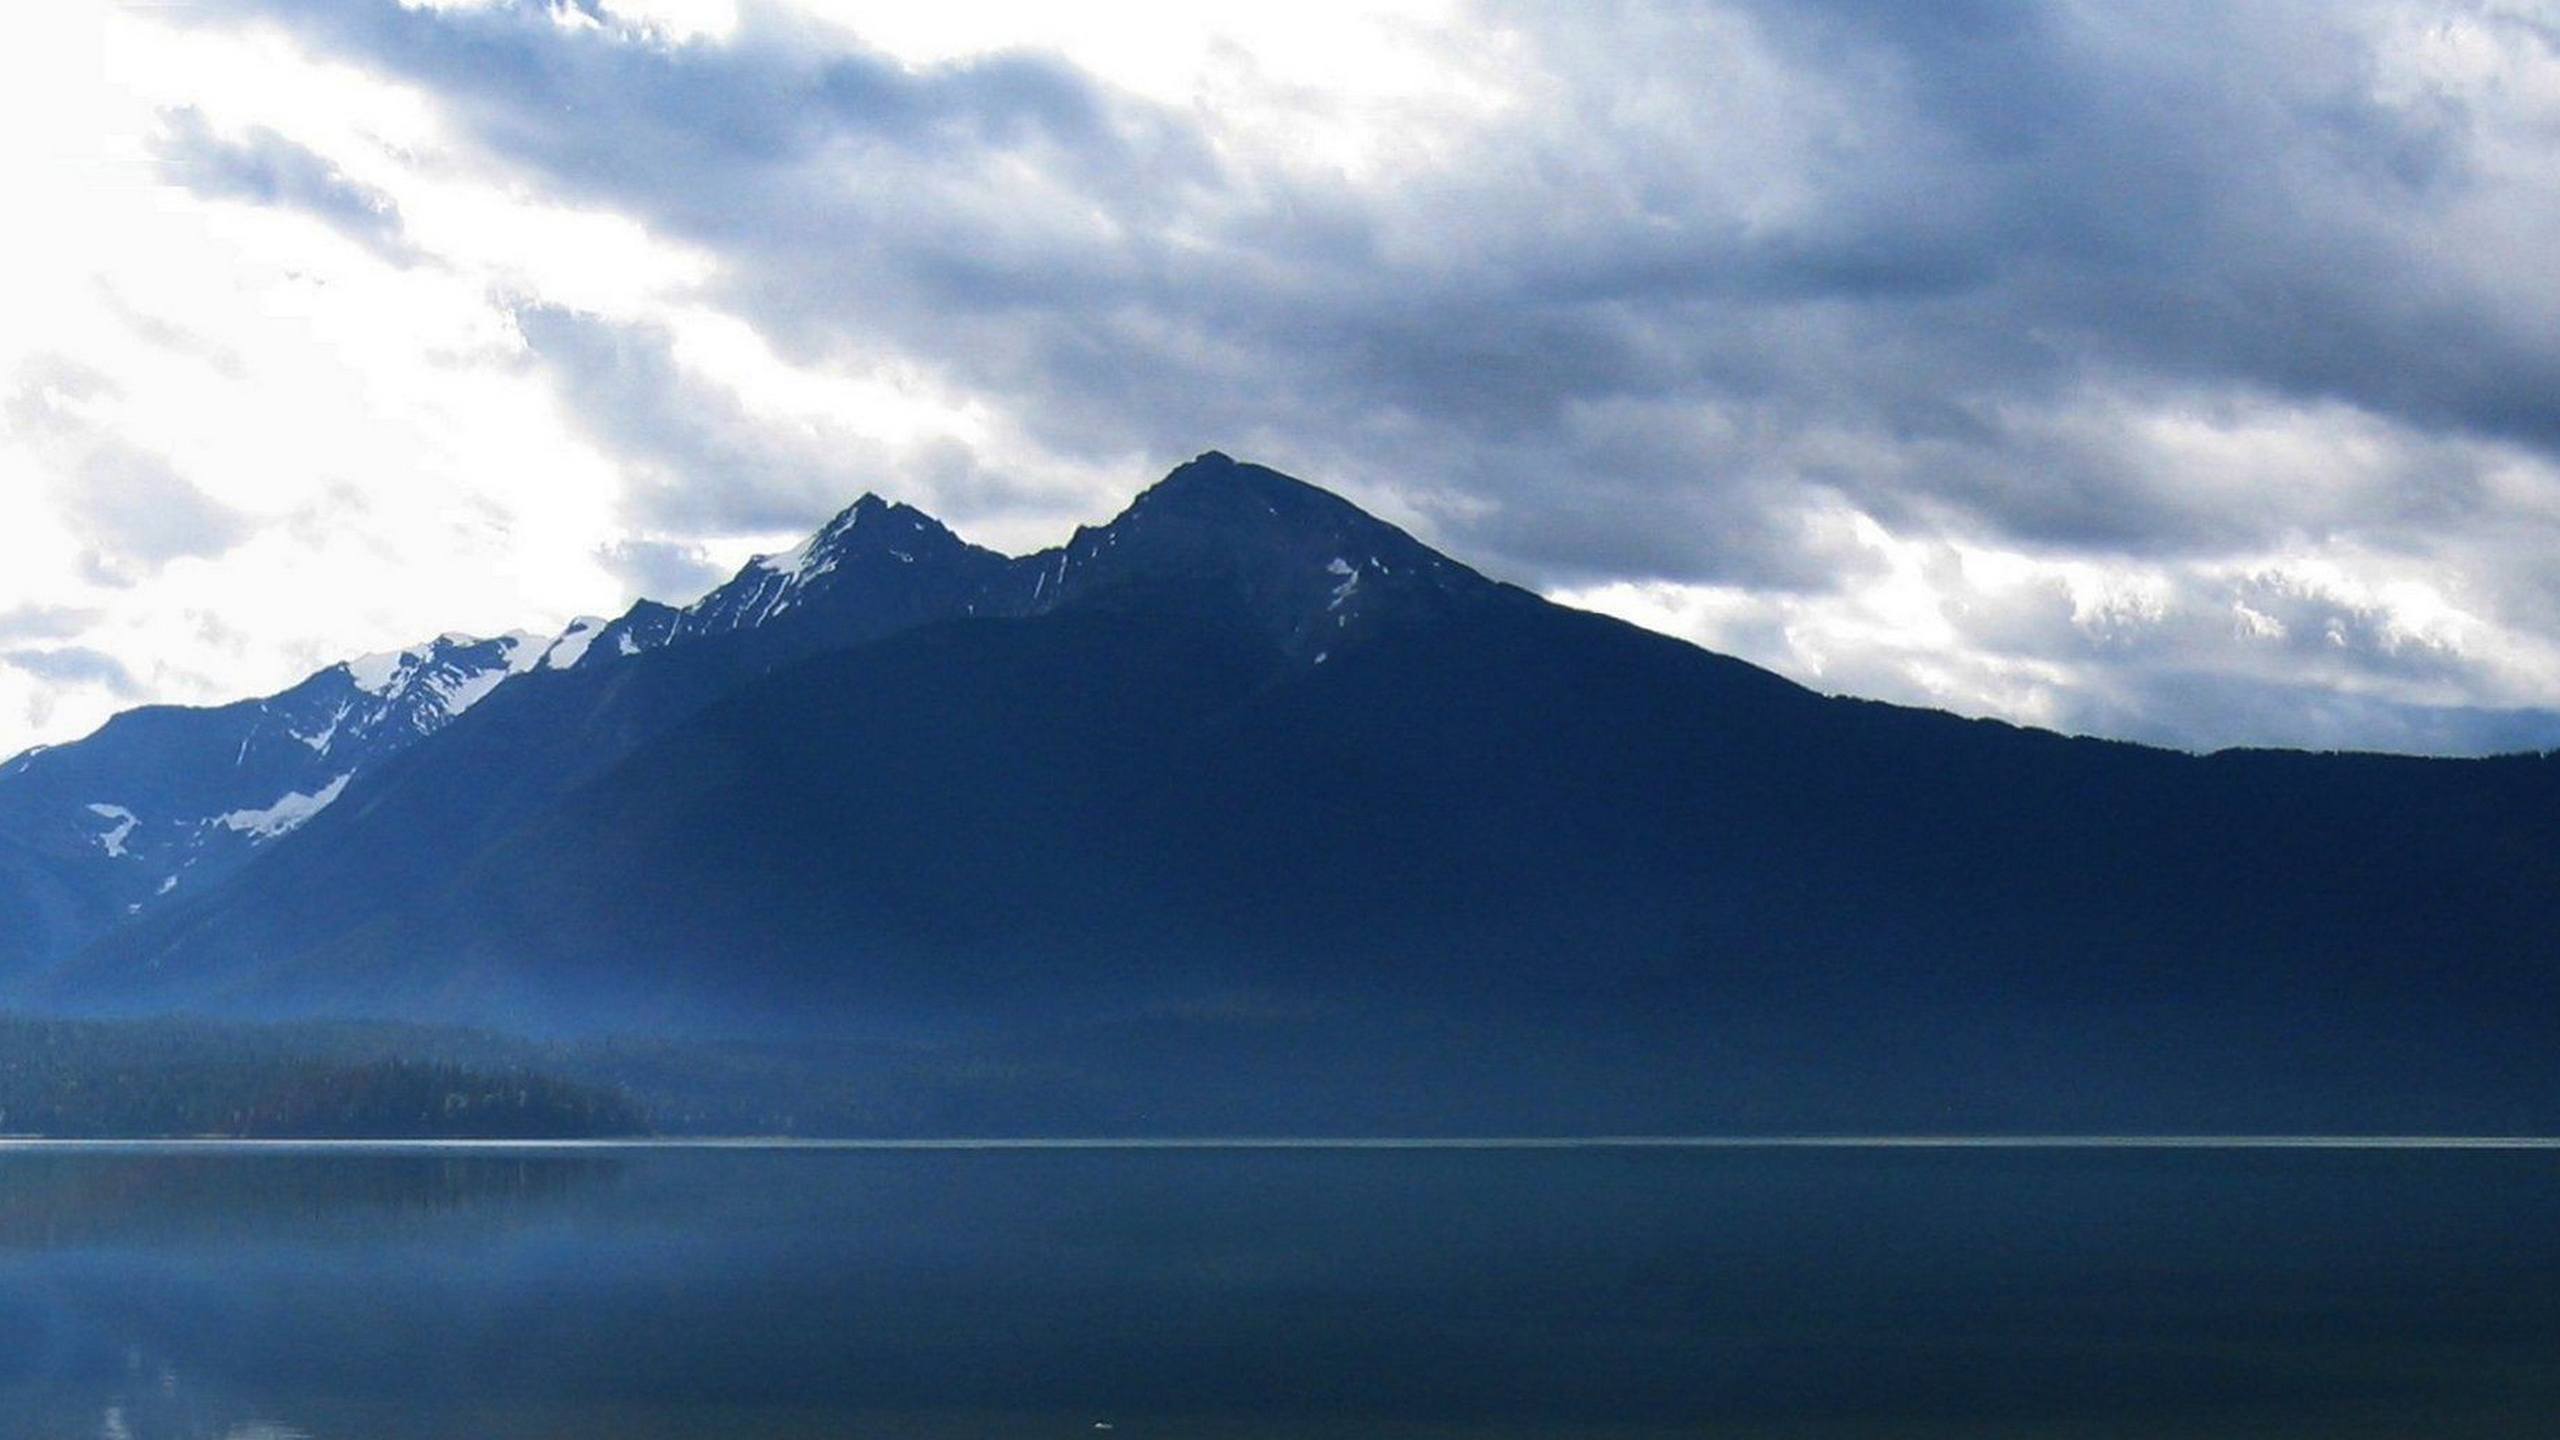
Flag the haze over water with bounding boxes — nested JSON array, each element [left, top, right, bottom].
[[4, 1143, 2559, 1438]]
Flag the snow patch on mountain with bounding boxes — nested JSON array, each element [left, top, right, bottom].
[[1328, 557, 1363, 610], [345, 647, 411, 695], [424, 668, 507, 720], [293, 702, 354, 755], [541, 616, 608, 671], [425, 638, 539, 718], [86, 803, 138, 857], [342, 633, 544, 725], [758, 529, 844, 587], [216, 772, 352, 840]]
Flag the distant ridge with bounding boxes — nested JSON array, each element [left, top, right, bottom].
[[16, 453, 2560, 1137]]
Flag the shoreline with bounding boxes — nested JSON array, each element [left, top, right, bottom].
[[10, 1133, 2560, 1152]]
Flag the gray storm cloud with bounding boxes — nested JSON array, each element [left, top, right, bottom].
[[0, 646, 142, 698], [151, 107, 416, 264], [142, 0, 2560, 753], [9, 358, 254, 586]]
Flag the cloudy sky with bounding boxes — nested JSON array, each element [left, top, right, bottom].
[[6, 0, 2560, 758]]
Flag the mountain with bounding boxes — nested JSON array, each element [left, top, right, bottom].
[[0, 630, 578, 981], [38, 455, 1489, 1016], [0, 489, 1030, 981], [26, 453, 2560, 1135]]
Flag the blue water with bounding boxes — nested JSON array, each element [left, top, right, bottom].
[[4, 1142, 2559, 1437]]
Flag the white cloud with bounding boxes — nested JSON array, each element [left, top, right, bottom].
[[1553, 416, 2560, 755], [9, 0, 2560, 762], [0, 7, 643, 752]]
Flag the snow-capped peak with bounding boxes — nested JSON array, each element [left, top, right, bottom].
[[342, 631, 541, 709], [752, 532, 840, 588], [660, 493, 994, 641], [539, 615, 611, 671], [344, 646, 413, 696], [500, 630, 545, 673], [747, 494, 891, 583]]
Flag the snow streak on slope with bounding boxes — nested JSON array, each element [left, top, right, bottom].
[[215, 772, 354, 840]]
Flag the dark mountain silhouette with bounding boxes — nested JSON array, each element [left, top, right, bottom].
[[0, 491, 1011, 981], [26, 454, 2560, 1133], [0, 630, 577, 981]]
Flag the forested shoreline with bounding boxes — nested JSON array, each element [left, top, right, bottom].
[[0, 1016, 648, 1137]]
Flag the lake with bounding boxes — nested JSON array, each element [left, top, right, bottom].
[[3, 1141, 2559, 1438]]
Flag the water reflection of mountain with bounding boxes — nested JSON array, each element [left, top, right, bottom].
[[11, 1356, 319, 1440], [6, 1150, 2560, 1439], [0, 1151, 621, 1248]]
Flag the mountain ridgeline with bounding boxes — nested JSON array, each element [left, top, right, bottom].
[[11, 452, 2560, 1136]]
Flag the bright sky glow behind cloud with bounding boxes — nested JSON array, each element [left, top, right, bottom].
[[6, 0, 2560, 759]]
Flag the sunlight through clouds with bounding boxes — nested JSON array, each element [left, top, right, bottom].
[[10, 0, 2560, 758]]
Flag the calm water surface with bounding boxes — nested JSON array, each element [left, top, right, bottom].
[[3, 1143, 2559, 1438]]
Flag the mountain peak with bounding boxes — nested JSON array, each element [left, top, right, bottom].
[[666, 488, 1012, 646], [341, 631, 541, 700], [1132, 450, 1341, 516], [1015, 454, 1498, 660]]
